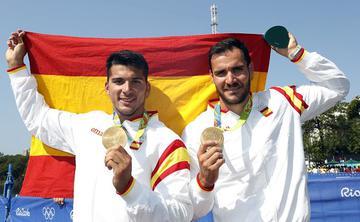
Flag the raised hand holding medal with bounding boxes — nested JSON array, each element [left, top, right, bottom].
[[197, 126, 225, 190], [103, 112, 134, 194], [104, 111, 151, 194]]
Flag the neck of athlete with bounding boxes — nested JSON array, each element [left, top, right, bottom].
[[116, 107, 146, 123]]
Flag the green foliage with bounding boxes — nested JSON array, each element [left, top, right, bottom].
[[347, 96, 360, 120], [0, 154, 28, 196], [303, 96, 360, 164]]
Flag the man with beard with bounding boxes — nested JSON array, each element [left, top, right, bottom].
[[182, 33, 349, 221], [6, 30, 193, 222]]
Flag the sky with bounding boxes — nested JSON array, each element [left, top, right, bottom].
[[0, 0, 359, 155]]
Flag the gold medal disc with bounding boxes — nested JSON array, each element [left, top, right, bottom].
[[102, 126, 127, 149], [200, 127, 224, 146]]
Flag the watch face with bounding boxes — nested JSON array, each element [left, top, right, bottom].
[[264, 25, 289, 48]]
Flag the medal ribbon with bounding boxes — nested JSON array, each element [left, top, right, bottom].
[[113, 111, 149, 150], [213, 97, 252, 131]]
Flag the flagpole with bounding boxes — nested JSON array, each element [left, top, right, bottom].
[[3, 164, 14, 220], [210, 4, 218, 34]]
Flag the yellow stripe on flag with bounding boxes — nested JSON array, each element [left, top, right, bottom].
[[30, 137, 74, 157], [250, 71, 267, 93], [35, 74, 111, 113]]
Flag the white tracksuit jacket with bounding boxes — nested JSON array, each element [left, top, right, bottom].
[[182, 51, 350, 222], [8, 66, 193, 222]]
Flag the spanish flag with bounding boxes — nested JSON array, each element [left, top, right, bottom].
[[20, 32, 270, 198]]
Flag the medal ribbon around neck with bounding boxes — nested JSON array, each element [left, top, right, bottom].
[[214, 97, 252, 131], [113, 111, 149, 150]]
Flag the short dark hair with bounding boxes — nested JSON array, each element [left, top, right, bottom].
[[208, 38, 251, 72], [106, 50, 149, 80]]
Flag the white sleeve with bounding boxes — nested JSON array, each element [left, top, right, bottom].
[[8, 66, 77, 154], [119, 139, 193, 222], [182, 126, 214, 220], [295, 51, 350, 122]]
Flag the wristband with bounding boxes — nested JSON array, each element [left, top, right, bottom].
[[116, 176, 135, 196], [196, 173, 214, 192], [7, 64, 26, 73]]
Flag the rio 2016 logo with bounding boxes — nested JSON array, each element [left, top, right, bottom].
[[340, 187, 360, 198], [15, 208, 30, 217]]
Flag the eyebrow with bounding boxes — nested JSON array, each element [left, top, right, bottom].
[[213, 69, 225, 75], [111, 76, 145, 81], [214, 64, 245, 73]]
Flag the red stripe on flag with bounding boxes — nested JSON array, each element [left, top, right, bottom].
[[24, 32, 270, 77], [20, 156, 75, 198]]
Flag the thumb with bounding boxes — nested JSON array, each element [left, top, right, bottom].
[[17, 30, 25, 44]]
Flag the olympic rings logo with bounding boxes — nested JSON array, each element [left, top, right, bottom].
[[42, 207, 56, 220], [70, 209, 74, 220]]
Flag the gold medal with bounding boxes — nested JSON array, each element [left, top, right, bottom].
[[102, 126, 127, 149], [200, 127, 224, 146]]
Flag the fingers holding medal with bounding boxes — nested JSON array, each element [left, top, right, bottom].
[[102, 126, 130, 170], [102, 126, 133, 193], [197, 127, 225, 189]]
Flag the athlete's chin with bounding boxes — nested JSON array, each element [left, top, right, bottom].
[[116, 106, 137, 117], [221, 93, 248, 105], [224, 98, 243, 105]]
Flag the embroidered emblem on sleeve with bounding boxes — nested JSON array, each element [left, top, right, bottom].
[[271, 85, 309, 115], [260, 107, 273, 117], [150, 139, 190, 190]]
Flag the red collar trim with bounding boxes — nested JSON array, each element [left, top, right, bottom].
[[208, 99, 229, 113]]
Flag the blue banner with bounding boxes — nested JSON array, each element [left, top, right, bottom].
[[194, 212, 213, 222], [0, 197, 7, 222], [8, 196, 73, 222], [308, 174, 360, 222]]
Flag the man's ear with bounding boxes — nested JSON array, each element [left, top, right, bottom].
[[249, 62, 254, 80], [145, 81, 151, 98], [105, 81, 110, 95], [209, 69, 215, 81]]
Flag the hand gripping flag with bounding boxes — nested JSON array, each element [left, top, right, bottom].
[[20, 32, 270, 198]]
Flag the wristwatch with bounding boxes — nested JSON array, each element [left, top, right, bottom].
[[288, 45, 302, 60]]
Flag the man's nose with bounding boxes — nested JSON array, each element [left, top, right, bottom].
[[225, 71, 236, 84], [122, 81, 131, 93]]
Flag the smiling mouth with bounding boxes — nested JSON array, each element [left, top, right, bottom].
[[225, 86, 241, 92], [120, 97, 136, 103], [225, 82, 243, 90]]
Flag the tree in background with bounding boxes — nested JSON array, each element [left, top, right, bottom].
[[0, 154, 28, 195], [347, 96, 360, 154], [303, 96, 360, 164]]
